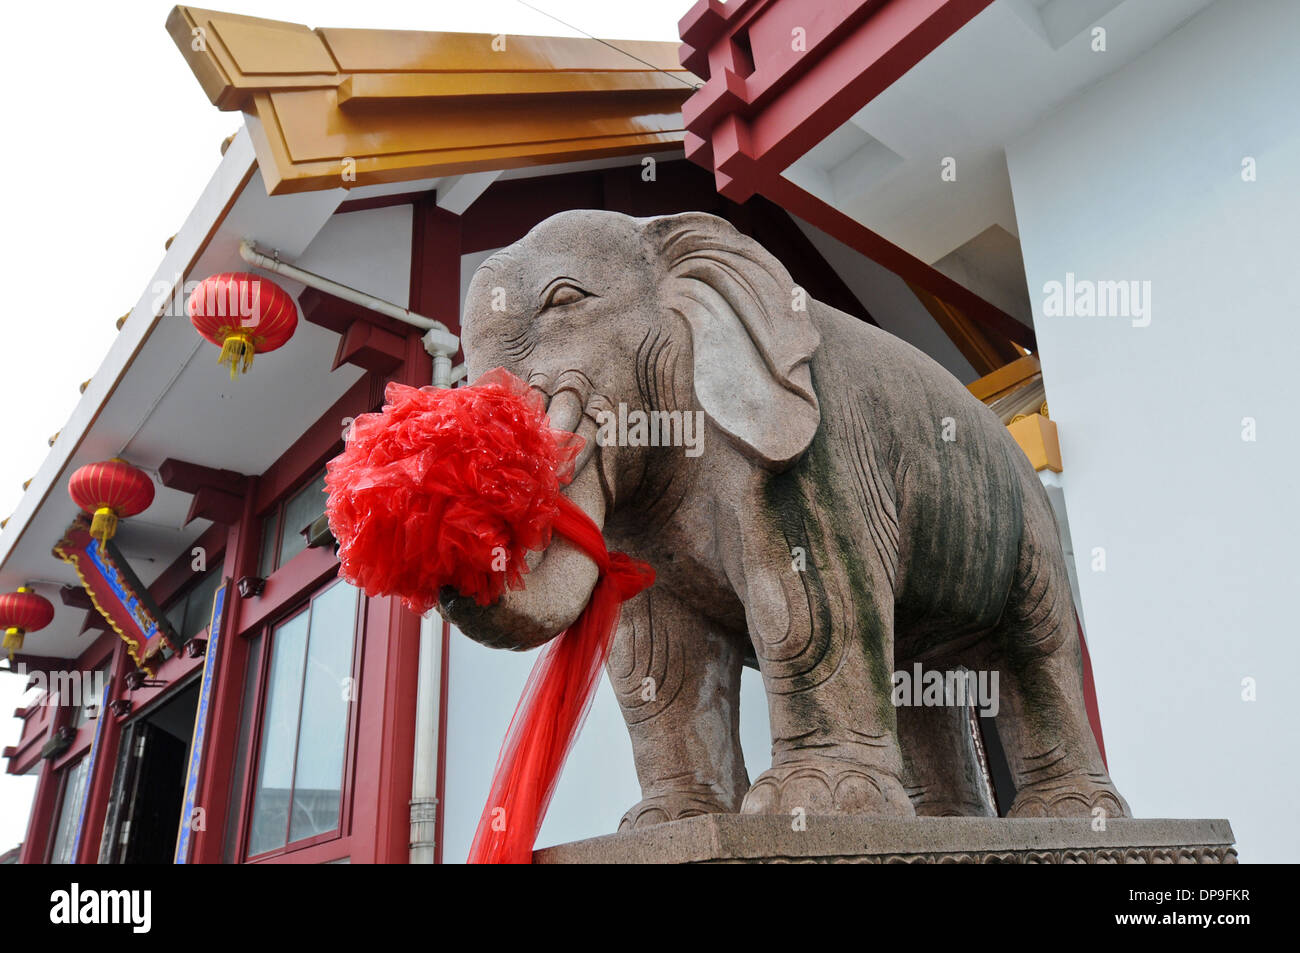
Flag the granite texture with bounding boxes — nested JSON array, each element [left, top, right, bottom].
[[533, 815, 1238, 864], [445, 209, 1128, 833]]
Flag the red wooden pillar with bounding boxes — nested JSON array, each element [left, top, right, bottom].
[[411, 196, 463, 339], [17, 757, 59, 864], [345, 200, 457, 861], [187, 480, 261, 864], [1077, 617, 1108, 768], [72, 638, 126, 863], [343, 594, 416, 863], [412, 194, 461, 863]]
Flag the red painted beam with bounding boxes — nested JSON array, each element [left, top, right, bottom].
[[682, 0, 994, 198], [331, 320, 407, 375], [678, 0, 1035, 348], [185, 485, 246, 526], [8, 652, 73, 672], [59, 586, 93, 610], [159, 458, 248, 496], [764, 173, 1036, 347], [751, 0, 993, 178]]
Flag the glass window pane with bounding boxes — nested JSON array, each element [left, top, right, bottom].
[[278, 471, 327, 570], [182, 570, 222, 642], [258, 512, 278, 578], [97, 724, 134, 864], [247, 611, 310, 856], [225, 634, 263, 863], [50, 758, 90, 864], [289, 582, 358, 843]]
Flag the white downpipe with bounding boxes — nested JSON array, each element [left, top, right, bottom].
[[238, 239, 463, 386], [410, 609, 443, 864], [408, 315, 463, 861]]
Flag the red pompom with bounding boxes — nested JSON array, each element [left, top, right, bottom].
[[325, 368, 582, 614]]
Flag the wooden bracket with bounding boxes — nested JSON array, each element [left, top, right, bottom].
[[332, 320, 407, 374]]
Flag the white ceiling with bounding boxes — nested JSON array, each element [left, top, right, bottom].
[[0, 139, 438, 662], [781, 0, 1216, 321]]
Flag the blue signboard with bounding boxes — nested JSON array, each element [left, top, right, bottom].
[[174, 582, 227, 864]]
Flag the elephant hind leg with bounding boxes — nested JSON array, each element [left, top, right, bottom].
[[992, 634, 1129, 819], [988, 488, 1129, 819], [608, 588, 750, 830], [896, 690, 997, 817]]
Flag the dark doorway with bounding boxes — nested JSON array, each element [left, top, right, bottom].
[[98, 680, 200, 863], [978, 711, 1017, 816]]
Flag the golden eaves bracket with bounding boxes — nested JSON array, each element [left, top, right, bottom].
[[166, 6, 698, 195], [1007, 413, 1063, 474]]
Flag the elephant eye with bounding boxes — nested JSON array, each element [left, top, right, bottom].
[[542, 281, 590, 309]]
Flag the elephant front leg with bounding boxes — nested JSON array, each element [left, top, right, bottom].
[[608, 588, 750, 830], [737, 538, 914, 818]]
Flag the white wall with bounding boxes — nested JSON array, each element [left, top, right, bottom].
[[443, 630, 771, 862], [1006, 0, 1299, 862]]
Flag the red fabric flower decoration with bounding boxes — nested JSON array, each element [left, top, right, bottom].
[[325, 368, 582, 614], [324, 367, 653, 863]]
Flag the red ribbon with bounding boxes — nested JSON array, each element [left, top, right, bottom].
[[466, 495, 653, 864]]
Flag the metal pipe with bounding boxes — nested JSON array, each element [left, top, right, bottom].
[[238, 239, 461, 366], [410, 609, 443, 864], [427, 340, 454, 390]]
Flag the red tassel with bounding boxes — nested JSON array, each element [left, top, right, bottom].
[[467, 496, 653, 864]]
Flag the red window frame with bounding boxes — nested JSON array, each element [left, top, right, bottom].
[[227, 569, 366, 864], [45, 755, 88, 863], [256, 466, 329, 579]]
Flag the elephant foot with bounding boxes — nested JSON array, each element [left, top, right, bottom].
[[740, 760, 915, 817], [1007, 774, 1130, 819], [618, 792, 738, 831]]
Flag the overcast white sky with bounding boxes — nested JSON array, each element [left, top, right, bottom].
[[0, 0, 684, 858]]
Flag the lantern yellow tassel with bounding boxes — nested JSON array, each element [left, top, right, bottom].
[[90, 506, 119, 543], [3, 626, 23, 662], [218, 332, 256, 379]]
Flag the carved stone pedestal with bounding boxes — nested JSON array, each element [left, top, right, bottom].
[[532, 815, 1238, 864]]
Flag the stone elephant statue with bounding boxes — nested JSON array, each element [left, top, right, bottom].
[[443, 209, 1128, 828]]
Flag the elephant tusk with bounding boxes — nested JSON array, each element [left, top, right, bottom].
[[546, 388, 585, 435], [570, 415, 598, 485]]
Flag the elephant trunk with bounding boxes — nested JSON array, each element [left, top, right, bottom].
[[439, 387, 605, 651]]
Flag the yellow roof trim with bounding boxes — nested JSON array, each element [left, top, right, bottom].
[[167, 6, 696, 195], [966, 354, 1042, 403]]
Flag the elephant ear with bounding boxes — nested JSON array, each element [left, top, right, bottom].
[[649, 212, 821, 469]]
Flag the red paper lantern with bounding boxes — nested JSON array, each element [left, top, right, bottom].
[[68, 458, 155, 544], [187, 272, 298, 379], [0, 587, 55, 660]]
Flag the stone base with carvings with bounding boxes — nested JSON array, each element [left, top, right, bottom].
[[532, 815, 1237, 864]]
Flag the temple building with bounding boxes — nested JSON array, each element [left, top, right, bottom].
[[2, 0, 1292, 862]]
